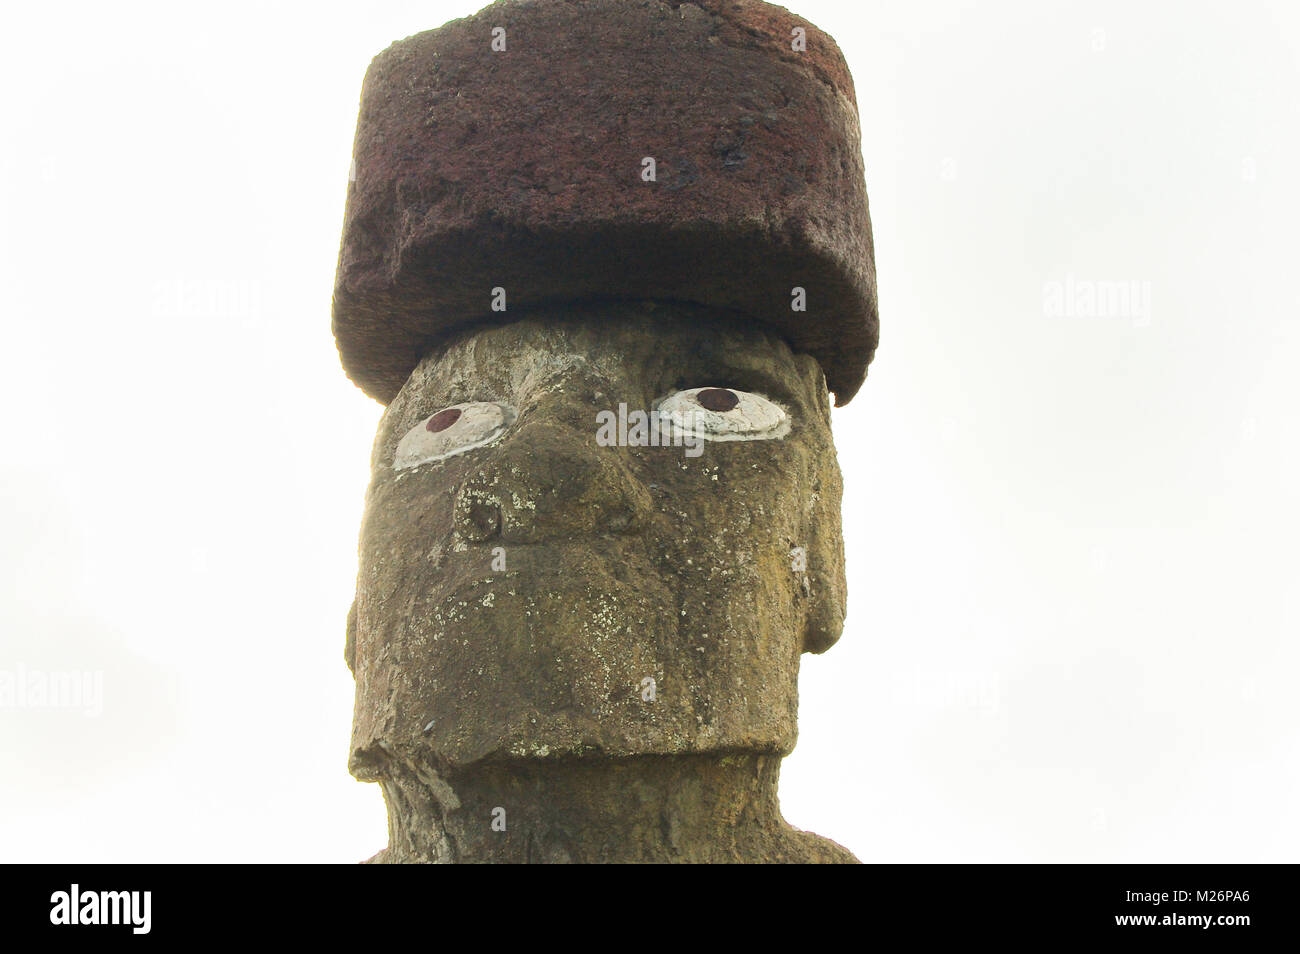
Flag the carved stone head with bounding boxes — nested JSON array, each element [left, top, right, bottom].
[[334, 0, 876, 862], [348, 303, 845, 780]]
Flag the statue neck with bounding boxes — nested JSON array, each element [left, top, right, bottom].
[[372, 753, 852, 863]]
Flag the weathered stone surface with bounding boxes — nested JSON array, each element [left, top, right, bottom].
[[371, 755, 857, 863], [333, 0, 878, 406], [348, 304, 854, 862]]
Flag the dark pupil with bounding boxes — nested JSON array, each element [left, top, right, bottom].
[[696, 388, 739, 412], [426, 407, 462, 433]]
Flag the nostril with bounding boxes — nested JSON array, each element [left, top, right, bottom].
[[454, 489, 503, 542], [466, 500, 501, 540]]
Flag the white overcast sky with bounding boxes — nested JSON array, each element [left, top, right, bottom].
[[2, 0, 1297, 862]]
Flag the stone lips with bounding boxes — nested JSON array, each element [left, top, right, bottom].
[[333, 0, 878, 406]]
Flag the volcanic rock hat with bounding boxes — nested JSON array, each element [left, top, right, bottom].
[[332, 0, 878, 405]]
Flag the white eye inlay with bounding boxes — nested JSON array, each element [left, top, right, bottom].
[[657, 387, 789, 442], [393, 402, 516, 470]]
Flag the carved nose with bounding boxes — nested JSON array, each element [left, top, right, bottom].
[[453, 421, 651, 544]]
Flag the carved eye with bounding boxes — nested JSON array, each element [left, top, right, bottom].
[[394, 402, 516, 469], [657, 387, 789, 442]]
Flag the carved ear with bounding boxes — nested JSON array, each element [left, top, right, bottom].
[[802, 453, 847, 655], [802, 546, 846, 654], [345, 598, 358, 675], [788, 352, 845, 654], [800, 530, 842, 657]]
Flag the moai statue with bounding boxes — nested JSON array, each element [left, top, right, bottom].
[[334, 0, 878, 864]]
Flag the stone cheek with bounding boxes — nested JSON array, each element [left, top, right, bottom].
[[348, 309, 845, 777]]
